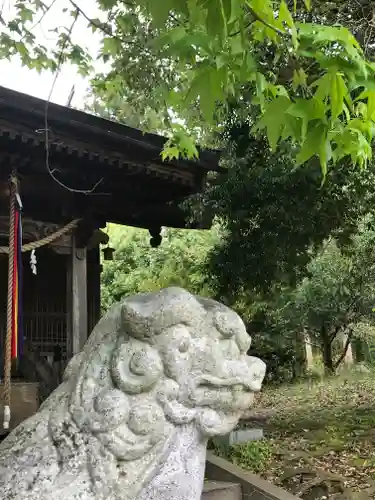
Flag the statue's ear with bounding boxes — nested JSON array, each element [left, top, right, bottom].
[[213, 309, 250, 354], [121, 300, 153, 340]]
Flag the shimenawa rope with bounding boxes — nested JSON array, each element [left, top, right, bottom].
[[0, 218, 81, 254]]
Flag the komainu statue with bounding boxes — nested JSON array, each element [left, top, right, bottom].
[[0, 287, 266, 500]]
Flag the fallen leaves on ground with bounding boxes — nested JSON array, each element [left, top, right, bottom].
[[241, 370, 375, 499]]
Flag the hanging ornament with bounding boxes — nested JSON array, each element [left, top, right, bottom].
[[30, 249, 37, 275], [102, 246, 115, 261], [11, 190, 24, 361]]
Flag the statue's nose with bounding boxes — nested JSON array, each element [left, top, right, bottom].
[[218, 355, 266, 392], [243, 356, 266, 391]]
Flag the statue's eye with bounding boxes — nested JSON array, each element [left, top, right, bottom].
[[214, 311, 236, 339], [178, 339, 190, 353]]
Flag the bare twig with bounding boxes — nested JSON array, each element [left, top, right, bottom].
[[69, 0, 122, 42], [68, 0, 153, 54], [23, 0, 58, 36]]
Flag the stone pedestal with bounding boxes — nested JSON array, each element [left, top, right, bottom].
[[0, 381, 39, 436]]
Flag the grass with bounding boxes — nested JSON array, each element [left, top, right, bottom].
[[218, 369, 375, 499]]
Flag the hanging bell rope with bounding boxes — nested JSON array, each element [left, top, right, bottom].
[[1, 172, 81, 430], [3, 172, 17, 430]]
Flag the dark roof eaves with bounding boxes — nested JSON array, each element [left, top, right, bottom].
[[0, 85, 221, 172]]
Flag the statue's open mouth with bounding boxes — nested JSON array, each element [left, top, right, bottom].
[[197, 375, 260, 393], [187, 374, 261, 412]]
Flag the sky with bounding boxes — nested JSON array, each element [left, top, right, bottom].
[[0, 0, 103, 108]]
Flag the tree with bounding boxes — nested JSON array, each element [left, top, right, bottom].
[[240, 226, 375, 380], [101, 224, 219, 311], [202, 117, 375, 297], [290, 0, 375, 57], [3, 1, 375, 169], [85, 91, 166, 133], [291, 227, 375, 374]]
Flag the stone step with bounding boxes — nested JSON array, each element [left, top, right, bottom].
[[202, 481, 242, 500]]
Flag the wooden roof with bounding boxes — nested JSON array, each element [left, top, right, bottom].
[[0, 86, 220, 230]]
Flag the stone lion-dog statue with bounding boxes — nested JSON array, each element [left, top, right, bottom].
[[0, 287, 266, 500]]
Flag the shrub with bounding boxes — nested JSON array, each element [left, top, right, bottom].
[[212, 440, 273, 473]]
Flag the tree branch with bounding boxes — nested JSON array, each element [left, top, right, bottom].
[[248, 6, 284, 36], [328, 324, 342, 345], [69, 0, 153, 54], [328, 294, 360, 344], [27, 0, 58, 34], [69, 0, 123, 42], [228, 6, 285, 37]]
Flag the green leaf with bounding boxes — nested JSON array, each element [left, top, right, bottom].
[[15, 41, 28, 58], [279, 1, 297, 46], [253, 96, 292, 151], [18, 6, 34, 22], [186, 66, 225, 122], [178, 134, 199, 157], [216, 54, 227, 68], [206, 0, 224, 38], [7, 20, 22, 35], [355, 90, 375, 121], [230, 34, 243, 55], [279, 1, 293, 28], [147, 0, 173, 27], [292, 69, 307, 90], [102, 37, 121, 55], [330, 73, 347, 119], [296, 122, 328, 166], [312, 73, 332, 102], [228, 0, 242, 23], [303, 0, 311, 10], [287, 97, 325, 120], [161, 145, 180, 161]]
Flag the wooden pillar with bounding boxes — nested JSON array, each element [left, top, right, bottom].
[[67, 234, 87, 357], [87, 247, 101, 334]]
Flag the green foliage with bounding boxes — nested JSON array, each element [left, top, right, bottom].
[[101, 224, 219, 311], [204, 118, 375, 296], [295, 229, 375, 334], [212, 440, 273, 473], [279, 226, 375, 372], [4, 0, 375, 169], [0, 1, 91, 73]]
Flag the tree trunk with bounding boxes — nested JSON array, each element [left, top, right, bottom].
[[334, 329, 353, 371], [304, 331, 314, 370], [338, 332, 353, 366], [321, 325, 334, 375], [292, 331, 308, 380]]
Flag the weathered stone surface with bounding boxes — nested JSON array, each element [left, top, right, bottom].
[[215, 427, 264, 447], [0, 287, 266, 500], [202, 481, 242, 500]]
